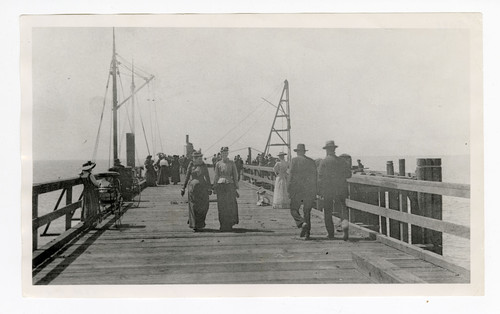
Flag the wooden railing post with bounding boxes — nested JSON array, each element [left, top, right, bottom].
[[386, 161, 401, 240], [32, 193, 38, 251], [65, 187, 73, 230], [428, 158, 443, 254], [399, 159, 409, 242]]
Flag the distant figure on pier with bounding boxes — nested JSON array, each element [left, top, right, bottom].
[[212, 154, 218, 169], [288, 144, 317, 240], [182, 156, 190, 174], [234, 155, 244, 181], [79, 161, 100, 220], [357, 159, 364, 170], [213, 146, 239, 232], [181, 150, 212, 232], [272, 152, 290, 209], [144, 155, 157, 187], [318, 141, 352, 240], [113, 158, 125, 169], [170, 155, 181, 185], [157, 155, 170, 185]]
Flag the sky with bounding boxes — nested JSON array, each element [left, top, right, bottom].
[[32, 26, 471, 162]]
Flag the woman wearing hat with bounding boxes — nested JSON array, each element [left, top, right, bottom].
[[144, 155, 157, 187], [181, 150, 212, 231], [272, 152, 290, 209], [79, 161, 100, 220], [213, 146, 239, 232], [156, 155, 170, 185]]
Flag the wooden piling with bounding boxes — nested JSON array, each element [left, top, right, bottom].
[[386, 161, 394, 175], [428, 158, 443, 254], [399, 159, 406, 177], [398, 159, 409, 242], [386, 161, 401, 240], [412, 158, 427, 244]]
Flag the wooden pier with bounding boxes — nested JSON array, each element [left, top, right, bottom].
[[32, 170, 468, 285]]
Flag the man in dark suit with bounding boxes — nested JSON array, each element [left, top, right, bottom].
[[318, 140, 352, 240], [288, 143, 317, 240]]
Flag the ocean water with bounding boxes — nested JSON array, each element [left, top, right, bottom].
[[32, 155, 471, 269]]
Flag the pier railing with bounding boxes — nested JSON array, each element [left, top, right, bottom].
[[346, 174, 470, 242], [33, 177, 85, 252], [242, 165, 276, 191], [32, 166, 145, 269], [242, 163, 470, 273]]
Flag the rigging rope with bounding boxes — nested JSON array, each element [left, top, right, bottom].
[[108, 107, 113, 168], [148, 85, 156, 154], [91, 64, 112, 161], [204, 82, 283, 153], [154, 98, 164, 153], [228, 104, 272, 148], [205, 100, 267, 153], [137, 95, 151, 155]]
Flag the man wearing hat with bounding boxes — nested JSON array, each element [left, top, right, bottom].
[[288, 144, 317, 240], [318, 140, 352, 240]]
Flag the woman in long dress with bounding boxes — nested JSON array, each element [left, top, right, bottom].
[[272, 152, 290, 208], [181, 150, 212, 231], [144, 155, 157, 187], [156, 155, 170, 185], [170, 155, 181, 185], [213, 146, 239, 232]]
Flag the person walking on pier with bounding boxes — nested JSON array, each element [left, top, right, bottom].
[[288, 144, 317, 240], [213, 146, 239, 232], [181, 150, 212, 232], [144, 155, 157, 187], [318, 140, 352, 240], [157, 155, 170, 185], [171, 155, 181, 185], [272, 152, 290, 209]]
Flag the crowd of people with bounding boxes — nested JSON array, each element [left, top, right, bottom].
[[144, 153, 191, 187], [177, 140, 353, 241]]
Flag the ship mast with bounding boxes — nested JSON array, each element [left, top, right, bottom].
[[112, 28, 118, 163]]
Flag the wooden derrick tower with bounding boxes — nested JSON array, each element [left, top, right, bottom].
[[263, 80, 291, 161]]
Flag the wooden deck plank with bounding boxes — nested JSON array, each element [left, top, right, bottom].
[[33, 175, 468, 285]]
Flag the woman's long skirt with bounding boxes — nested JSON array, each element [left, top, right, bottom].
[[157, 165, 170, 185], [171, 166, 181, 184], [272, 175, 290, 208], [145, 169, 157, 187], [216, 184, 239, 231], [187, 179, 210, 229]]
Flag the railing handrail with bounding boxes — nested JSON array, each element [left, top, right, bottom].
[[243, 164, 274, 172], [33, 177, 82, 196], [348, 174, 470, 198]]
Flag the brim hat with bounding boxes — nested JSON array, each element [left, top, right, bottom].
[[277, 152, 287, 156], [192, 150, 203, 158], [81, 161, 96, 171], [323, 140, 338, 149], [293, 144, 307, 152]]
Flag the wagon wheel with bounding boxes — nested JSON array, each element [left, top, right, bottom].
[[129, 178, 141, 208]]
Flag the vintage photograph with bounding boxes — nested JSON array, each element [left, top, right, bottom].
[[21, 14, 482, 296]]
